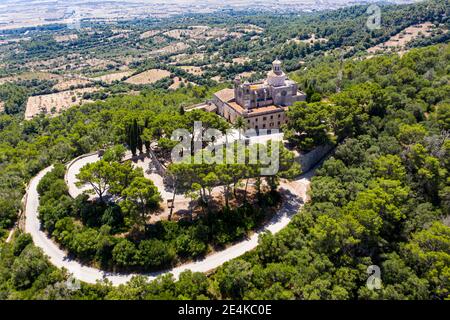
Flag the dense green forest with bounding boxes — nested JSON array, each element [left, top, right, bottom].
[[1, 39, 448, 299]]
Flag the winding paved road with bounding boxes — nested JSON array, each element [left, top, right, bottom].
[[25, 159, 313, 286]]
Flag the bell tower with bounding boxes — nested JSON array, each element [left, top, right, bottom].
[[272, 59, 282, 75], [267, 59, 286, 87]]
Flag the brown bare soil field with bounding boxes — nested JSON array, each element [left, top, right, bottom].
[[237, 71, 255, 79], [152, 36, 167, 44], [25, 87, 97, 120], [53, 79, 92, 91], [204, 28, 232, 40], [163, 29, 191, 39], [179, 66, 204, 75], [162, 26, 242, 42], [82, 58, 116, 69], [54, 34, 78, 42], [92, 71, 133, 83], [163, 26, 211, 40], [0, 72, 63, 84], [150, 42, 190, 56], [170, 52, 205, 64], [367, 22, 438, 53], [140, 30, 161, 39], [125, 69, 171, 85], [108, 33, 129, 40], [169, 76, 190, 90], [25, 55, 118, 74], [233, 57, 251, 64], [236, 24, 264, 34], [25, 54, 80, 70]]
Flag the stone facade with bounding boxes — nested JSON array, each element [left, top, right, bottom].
[[212, 60, 306, 130]]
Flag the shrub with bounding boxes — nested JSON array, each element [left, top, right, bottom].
[[138, 239, 176, 270], [37, 164, 66, 196], [112, 239, 138, 267], [13, 233, 32, 256]]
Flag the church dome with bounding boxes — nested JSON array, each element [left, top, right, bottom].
[[267, 59, 286, 86]]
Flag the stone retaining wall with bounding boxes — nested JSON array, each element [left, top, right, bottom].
[[295, 143, 335, 173]]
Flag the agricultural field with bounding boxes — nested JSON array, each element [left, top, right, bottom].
[[169, 76, 191, 89], [91, 71, 134, 83], [24, 87, 98, 119], [54, 34, 79, 42], [179, 66, 204, 75], [170, 52, 206, 64], [125, 69, 171, 85], [25, 54, 80, 70], [163, 26, 235, 41], [140, 30, 161, 39], [236, 71, 255, 79], [0, 71, 63, 84], [150, 42, 190, 56], [235, 24, 264, 33], [367, 22, 445, 53], [232, 57, 252, 64], [52, 78, 92, 91]]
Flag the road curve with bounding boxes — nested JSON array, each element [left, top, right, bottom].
[[25, 165, 312, 286]]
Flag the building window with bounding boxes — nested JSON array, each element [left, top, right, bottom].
[[278, 121, 281, 126], [247, 120, 250, 123], [270, 123, 274, 127], [263, 124, 266, 129], [278, 114, 281, 118], [263, 117, 266, 121], [270, 115, 273, 119]]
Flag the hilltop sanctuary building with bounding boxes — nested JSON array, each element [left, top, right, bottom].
[[212, 60, 306, 130]]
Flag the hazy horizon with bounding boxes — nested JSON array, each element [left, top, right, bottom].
[[0, 0, 420, 31]]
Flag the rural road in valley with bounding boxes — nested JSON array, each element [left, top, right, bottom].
[[25, 157, 313, 286]]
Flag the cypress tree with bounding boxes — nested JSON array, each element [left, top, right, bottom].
[[136, 119, 143, 154], [143, 118, 151, 152], [129, 120, 137, 156]]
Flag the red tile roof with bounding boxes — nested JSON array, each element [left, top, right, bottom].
[[214, 88, 235, 102], [227, 102, 287, 117], [247, 105, 287, 116]]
